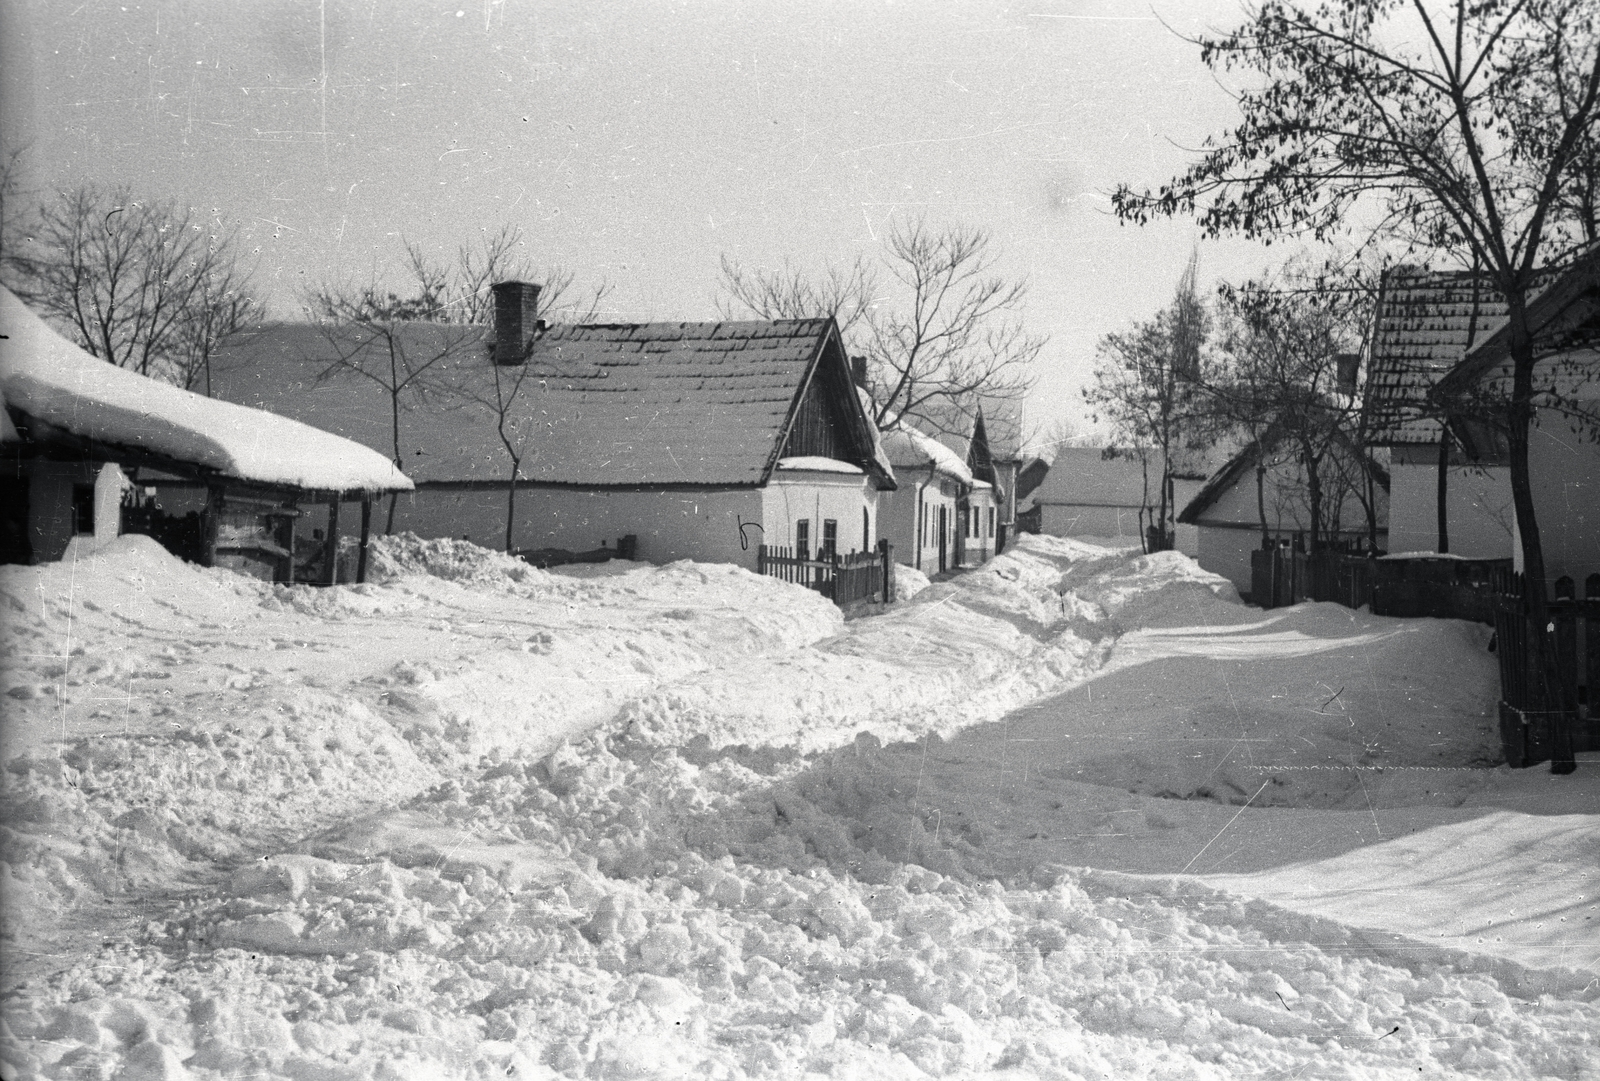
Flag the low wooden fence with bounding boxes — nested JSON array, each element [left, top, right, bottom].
[[1491, 571, 1600, 767], [1250, 545, 1509, 623], [1251, 542, 1595, 767], [758, 541, 894, 606]]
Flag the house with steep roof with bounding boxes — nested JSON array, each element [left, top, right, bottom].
[[1, 288, 410, 583], [1434, 246, 1600, 591], [1025, 447, 1206, 552], [933, 406, 1008, 565], [876, 424, 971, 575], [1178, 427, 1389, 596], [1367, 266, 1515, 557], [209, 284, 896, 570]]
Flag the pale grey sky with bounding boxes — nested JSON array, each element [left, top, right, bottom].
[[2, 0, 1291, 444]]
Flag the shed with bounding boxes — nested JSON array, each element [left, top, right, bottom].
[[1, 288, 411, 583]]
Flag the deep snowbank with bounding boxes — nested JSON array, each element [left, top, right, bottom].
[[2, 533, 1595, 1080]]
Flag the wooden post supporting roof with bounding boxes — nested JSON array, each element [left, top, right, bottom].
[[357, 497, 372, 584], [323, 494, 341, 586]]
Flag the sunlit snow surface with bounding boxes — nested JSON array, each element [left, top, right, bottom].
[[1, 533, 1595, 1079]]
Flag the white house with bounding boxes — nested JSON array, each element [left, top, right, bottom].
[[1434, 245, 1600, 591], [1178, 428, 1389, 597], [1026, 447, 1205, 552], [210, 285, 896, 570], [877, 425, 972, 575]]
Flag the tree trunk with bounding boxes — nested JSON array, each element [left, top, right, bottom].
[[1504, 298, 1577, 773], [1436, 426, 1451, 554], [504, 464, 519, 553], [1303, 447, 1323, 554], [1256, 463, 1269, 546]]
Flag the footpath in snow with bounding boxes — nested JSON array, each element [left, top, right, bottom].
[[0, 533, 1595, 1080]]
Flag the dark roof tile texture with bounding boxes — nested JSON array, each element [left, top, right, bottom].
[[210, 319, 840, 486], [1366, 267, 1506, 445]]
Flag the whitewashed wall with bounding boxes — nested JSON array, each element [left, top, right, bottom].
[[760, 472, 879, 557], [878, 473, 961, 573], [1385, 448, 1513, 559]]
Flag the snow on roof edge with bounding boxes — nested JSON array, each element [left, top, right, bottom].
[[1, 288, 412, 493]]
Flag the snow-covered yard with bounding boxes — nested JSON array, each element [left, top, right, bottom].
[[1, 533, 1594, 1080]]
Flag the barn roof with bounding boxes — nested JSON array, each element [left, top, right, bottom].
[[0, 288, 411, 494], [1366, 266, 1507, 446], [210, 317, 893, 489]]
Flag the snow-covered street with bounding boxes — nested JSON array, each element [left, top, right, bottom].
[[1, 534, 1595, 1079]]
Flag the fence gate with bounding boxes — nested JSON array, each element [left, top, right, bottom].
[[1492, 572, 1599, 768]]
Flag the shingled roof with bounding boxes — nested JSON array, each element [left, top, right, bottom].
[[210, 318, 894, 489], [1366, 267, 1507, 446]]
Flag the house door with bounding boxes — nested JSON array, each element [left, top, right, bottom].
[[938, 505, 948, 573]]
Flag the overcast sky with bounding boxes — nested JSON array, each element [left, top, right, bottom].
[[2, 0, 1292, 444]]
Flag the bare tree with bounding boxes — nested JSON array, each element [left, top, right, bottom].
[[719, 218, 1043, 436], [400, 224, 609, 327], [311, 227, 610, 542], [1084, 254, 1220, 551], [1211, 271, 1373, 552], [303, 283, 476, 532], [1112, 0, 1600, 772], [5, 183, 259, 386]]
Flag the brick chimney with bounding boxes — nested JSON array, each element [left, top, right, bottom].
[[851, 355, 868, 387], [1334, 352, 1360, 396], [492, 280, 543, 365]]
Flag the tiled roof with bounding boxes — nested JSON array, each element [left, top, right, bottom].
[[210, 318, 890, 488], [1437, 242, 1600, 400], [1367, 267, 1507, 445]]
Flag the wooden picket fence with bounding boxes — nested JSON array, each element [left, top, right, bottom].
[[758, 541, 894, 606], [1491, 570, 1600, 767], [1251, 542, 1509, 623]]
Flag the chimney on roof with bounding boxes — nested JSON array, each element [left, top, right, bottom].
[[492, 280, 543, 365], [1334, 353, 1360, 396], [851, 355, 868, 387]]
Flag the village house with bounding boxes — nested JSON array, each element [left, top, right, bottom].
[[934, 406, 1011, 566], [1433, 245, 1600, 592], [1366, 266, 1516, 557], [209, 284, 896, 571], [876, 424, 972, 575], [0, 287, 411, 583], [1024, 447, 1206, 553], [1178, 427, 1389, 597]]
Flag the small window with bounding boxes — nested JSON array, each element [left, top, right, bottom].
[[72, 484, 95, 535], [822, 519, 837, 559], [862, 507, 870, 552], [988, 506, 995, 538], [796, 519, 810, 559]]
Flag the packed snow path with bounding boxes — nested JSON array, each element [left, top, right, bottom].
[[1, 534, 1595, 1079]]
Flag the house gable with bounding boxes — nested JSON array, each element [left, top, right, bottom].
[[769, 327, 895, 489]]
